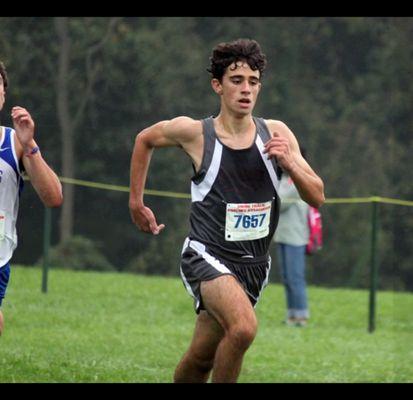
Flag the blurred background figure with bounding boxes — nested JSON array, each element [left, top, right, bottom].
[[274, 147, 310, 327]]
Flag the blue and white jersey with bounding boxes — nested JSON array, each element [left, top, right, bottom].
[[0, 126, 24, 266]]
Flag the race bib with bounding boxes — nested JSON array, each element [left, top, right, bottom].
[[225, 201, 272, 241], [0, 211, 5, 241]]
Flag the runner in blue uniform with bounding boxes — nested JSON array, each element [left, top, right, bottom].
[[0, 61, 63, 336]]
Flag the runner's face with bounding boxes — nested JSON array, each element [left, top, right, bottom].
[[216, 61, 261, 116]]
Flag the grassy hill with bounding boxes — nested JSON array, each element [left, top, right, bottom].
[[0, 266, 411, 382]]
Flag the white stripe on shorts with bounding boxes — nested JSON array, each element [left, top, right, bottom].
[[185, 238, 232, 275], [253, 255, 271, 305]]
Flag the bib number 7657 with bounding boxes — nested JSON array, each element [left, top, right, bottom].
[[234, 213, 267, 229], [225, 201, 272, 241]]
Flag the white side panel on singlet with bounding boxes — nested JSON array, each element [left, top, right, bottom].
[[191, 139, 223, 203], [0, 127, 22, 266]]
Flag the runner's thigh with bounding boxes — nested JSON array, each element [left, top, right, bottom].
[[200, 275, 256, 331]]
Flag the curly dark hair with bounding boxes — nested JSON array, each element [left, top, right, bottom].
[[0, 61, 9, 90], [207, 38, 267, 82]]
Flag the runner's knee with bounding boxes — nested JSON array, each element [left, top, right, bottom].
[[227, 322, 257, 351], [188, 350, 215, 373]]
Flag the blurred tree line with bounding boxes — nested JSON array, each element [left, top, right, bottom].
[[0, 17, 412, 290]]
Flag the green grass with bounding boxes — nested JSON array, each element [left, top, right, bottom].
[[0, 266, 412, 382]]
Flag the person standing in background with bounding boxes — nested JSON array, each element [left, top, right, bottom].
[[274, 148, 310, 327]]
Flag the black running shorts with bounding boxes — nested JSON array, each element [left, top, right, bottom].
[[180, 238, 271, 314]]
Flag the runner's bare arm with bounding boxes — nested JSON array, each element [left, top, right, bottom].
[[264, 120, 325, 208], [12, 106, 63, 208], [129, 117, 202, 234]]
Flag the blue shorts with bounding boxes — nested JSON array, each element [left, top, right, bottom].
[[0, 263, 11, 307]]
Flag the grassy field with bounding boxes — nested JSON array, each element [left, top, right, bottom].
[[0, 266, 411, 383]]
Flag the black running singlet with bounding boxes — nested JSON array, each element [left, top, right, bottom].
[[188, 117, 282, 262]]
